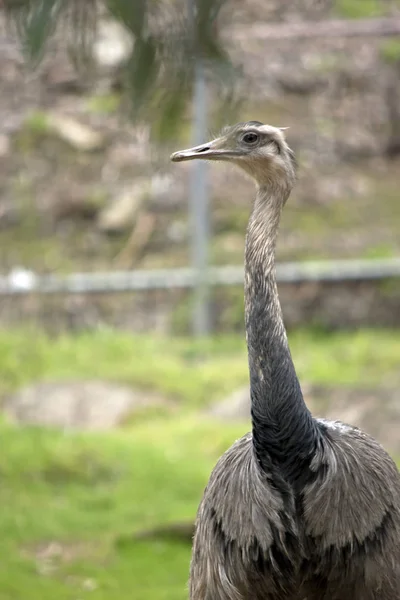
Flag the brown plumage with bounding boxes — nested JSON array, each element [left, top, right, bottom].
[[171, 122, 400, 599]]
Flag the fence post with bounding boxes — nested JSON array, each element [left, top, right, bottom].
[[188, 0, 211, 336]]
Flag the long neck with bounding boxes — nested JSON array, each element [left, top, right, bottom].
[[245, 184, 318, 481]]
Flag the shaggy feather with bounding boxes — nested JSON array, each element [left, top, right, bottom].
[[171, 122, 400, 600]]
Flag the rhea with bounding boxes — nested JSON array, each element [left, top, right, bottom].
[[171, 122, 400, 599]]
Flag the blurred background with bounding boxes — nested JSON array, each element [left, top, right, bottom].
[[0, 0, 399, 598]]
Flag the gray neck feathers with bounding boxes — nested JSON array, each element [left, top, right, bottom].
[[245, 185, 318, 476]]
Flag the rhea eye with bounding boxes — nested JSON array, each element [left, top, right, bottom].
[[242, 132, 259, 144]]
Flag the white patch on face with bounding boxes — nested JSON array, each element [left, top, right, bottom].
[[258, 124, 285, 142]]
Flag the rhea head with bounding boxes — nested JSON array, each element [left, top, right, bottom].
[[170, 121, 297, 191]]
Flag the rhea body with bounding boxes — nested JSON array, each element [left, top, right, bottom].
[[171, 122, 400, 599]]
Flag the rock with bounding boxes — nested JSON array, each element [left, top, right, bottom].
[[207, 385, 400, 454], [307, 385, 400, 454], [0, 134, 10, 157], [97, 180, 151, 233], [206, 384, 312, 422], [206, 386, 250, 421], [93, 19, 133, 71], [3, 380, 170, 431], [47, 114, 107, 152]]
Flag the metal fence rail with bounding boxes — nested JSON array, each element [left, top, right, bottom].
[[1, 258, 399, 296]]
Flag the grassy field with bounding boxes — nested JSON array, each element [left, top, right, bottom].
[[0, 327, 399, 600], [1, 327, 400, 401], [0, 415, 245, 600]]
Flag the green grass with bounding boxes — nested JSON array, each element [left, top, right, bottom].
[[380, 39, 400, 64], [0, 329, 248, 404], [1, 328, 399, 402], [363, 243, 396, 259], [85, 93, 121, 115], [23, 110, 51, 134], [0, 416, 246, 600], [333, 0, 385, 19], [0, 327, 399, 598]]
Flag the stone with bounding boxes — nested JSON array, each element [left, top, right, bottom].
[[0, 134, 10, 157], [97, 180, 151, 233], [207, 384, 400, 454], [206, 386, 250, 421], [47, 114, 107, 152], [93, 19, 133, 71], [3, 380, 170, 431]]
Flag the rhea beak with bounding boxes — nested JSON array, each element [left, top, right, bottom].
[[170, 139, 233, 162]]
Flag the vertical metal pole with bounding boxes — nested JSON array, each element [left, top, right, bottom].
[[188, 0, 210, 336]]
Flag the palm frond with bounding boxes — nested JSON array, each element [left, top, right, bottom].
[[2, 0, 240, 140]]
